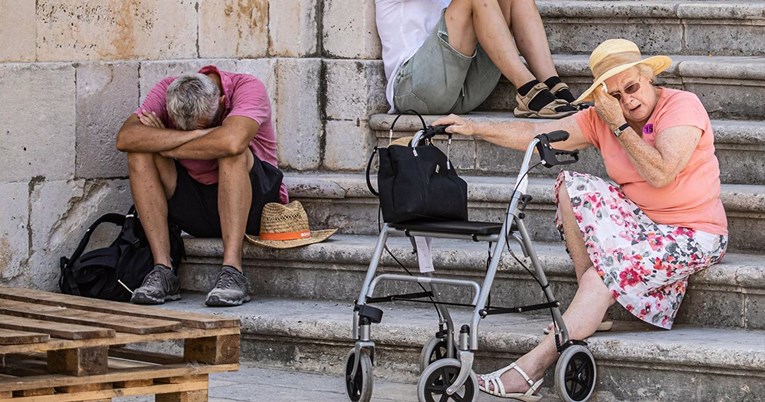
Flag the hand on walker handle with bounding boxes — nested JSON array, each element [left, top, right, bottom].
[[432, 114, 475, 137]]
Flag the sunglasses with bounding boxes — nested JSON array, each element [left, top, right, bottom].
[[608, 78, 642, 101]]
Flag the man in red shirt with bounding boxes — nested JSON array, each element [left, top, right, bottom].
[[116, 65, 287, 307]]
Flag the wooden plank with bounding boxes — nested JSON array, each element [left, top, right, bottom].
[[0, 314, 114, 340], [48, 346, 109, 376], [0, 326, 239, 355], [184, 334, 239, 365], [156, 375, 208, 402], [0, 328, 48, 345], [0, 299, 181, 335], [109, 348, 185, 365], [0, 288, 238, 329], [0, 381, 207, 402], [0, 363, 238, 392]]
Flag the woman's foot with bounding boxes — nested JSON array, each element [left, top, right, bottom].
[[514, 81, 577, 119], [477, 362, 543, 401], [543, 320, 613, 334]]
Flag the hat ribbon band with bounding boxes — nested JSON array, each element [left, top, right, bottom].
[[259, 229, 311, 241]]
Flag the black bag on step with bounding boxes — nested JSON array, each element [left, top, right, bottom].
[[59, 206, 185, 302], [365, 110, 468, 224]]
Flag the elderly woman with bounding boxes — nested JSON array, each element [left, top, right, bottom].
[[434, 38, 728, 400]]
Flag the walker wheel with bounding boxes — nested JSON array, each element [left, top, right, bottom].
[[416, 358, 477, 402], [554, 344, 597, 402], [345, 348, 373, 402], [419, 335, 456, 373]]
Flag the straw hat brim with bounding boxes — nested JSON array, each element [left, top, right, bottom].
[[245, 228, 338, 249], [575, 55, 672, 103]]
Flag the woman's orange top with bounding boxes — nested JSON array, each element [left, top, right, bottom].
[[576, 88, 728, 235]]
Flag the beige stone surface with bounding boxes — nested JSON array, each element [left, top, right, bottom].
[[0, 182, 29, 285], [268, 0, 318, 57], [323, 0, 381, 59], [76, 62, 139, 179], [27, 179, 131, 291], [36, 0, 197, 61], [0, 0, 36, 62], [0, 63, 76, 182], [274, 58, 322, 170], [323, 119, 375, 171], [324, 60, 386, 120], [199, 0, 269, 58]]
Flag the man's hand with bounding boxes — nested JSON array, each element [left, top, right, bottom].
[[137, 110, 165, 129], [432, 114, 476, 136], [592, 87, 626, 130]]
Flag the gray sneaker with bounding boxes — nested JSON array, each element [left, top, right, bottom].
[[205, 266, 250, 307], [131, 264, 181, 305]]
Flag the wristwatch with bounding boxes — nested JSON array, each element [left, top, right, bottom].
[[613, 122, 630, 138]]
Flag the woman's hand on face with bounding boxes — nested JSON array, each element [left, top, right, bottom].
[[432, 114, 476, 136], [592, 87, 625, 129]]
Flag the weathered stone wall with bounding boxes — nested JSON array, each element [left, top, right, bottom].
[[0, 0, 385, 290]]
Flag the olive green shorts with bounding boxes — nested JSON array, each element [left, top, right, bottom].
[[393, 9, 502, 114]]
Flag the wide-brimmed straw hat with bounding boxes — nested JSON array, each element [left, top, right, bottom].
[[245, 201, 337, 249], [575, 39, 672, 103]]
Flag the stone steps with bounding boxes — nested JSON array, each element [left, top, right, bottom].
[[480, 54, 765, 120], [369, 112, 765, 185], [280, 172, 765, 252], [147, 293, 765, 401], [180, 234, 765, 330], [538, 1, 765, 57]]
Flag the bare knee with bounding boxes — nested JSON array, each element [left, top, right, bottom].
[[218, 150, 251, 172]]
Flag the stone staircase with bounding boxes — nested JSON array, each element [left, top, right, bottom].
[[173, 1, 765, 401]]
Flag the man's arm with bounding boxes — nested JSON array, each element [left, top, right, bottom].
[[115, 114, 209, 153], [433, 113, 590, 152], [159, 116, 260, 160]]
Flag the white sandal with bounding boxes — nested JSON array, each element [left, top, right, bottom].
[[478, 362, 543, 401]]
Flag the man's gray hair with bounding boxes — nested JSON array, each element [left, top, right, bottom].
[[166, 73, 220, 130]]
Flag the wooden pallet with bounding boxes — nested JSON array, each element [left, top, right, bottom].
[[0, 287, 240, 402]]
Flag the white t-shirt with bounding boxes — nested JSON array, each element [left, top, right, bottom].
[[375, 0, 450, 113]]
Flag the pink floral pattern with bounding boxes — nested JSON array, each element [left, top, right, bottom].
[[554, 171, 727, 329]]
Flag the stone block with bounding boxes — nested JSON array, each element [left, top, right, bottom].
[[323, 120, 375, 171], [323, 0, 381, 59], [544, 19, 683, 56], [274, 58, 322, 170], [138, 60, 238, 104], [268, 0, 318, 57], [36, 0, 197, 61], [199, 0, 269, 58], [27, 179, 131, 291], [0, 0, 36, 62], [0, 182, 30, 284], [0, 63, 75, 182], [324, 60, 387, 120], [76, 62, 139, 179], [235, 59, 278, 102]]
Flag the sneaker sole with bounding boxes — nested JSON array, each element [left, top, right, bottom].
[[131, 293, 181, 305], [205, 295, 251, 307]]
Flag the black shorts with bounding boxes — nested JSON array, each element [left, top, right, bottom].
[[167, 151, 283, 238]]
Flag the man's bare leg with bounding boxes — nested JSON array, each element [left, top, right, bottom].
[[127, 152, 177, 267], [508, 0, 558, 82], [205, 150, 254, 307]]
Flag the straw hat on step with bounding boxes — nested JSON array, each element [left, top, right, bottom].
[[245, 201, 337, 249], [575, 39, 672, 103]]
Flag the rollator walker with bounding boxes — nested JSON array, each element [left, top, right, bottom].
[[345, 126, 597, 402]]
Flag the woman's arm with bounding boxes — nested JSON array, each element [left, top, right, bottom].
[[433, 113, 590, 152]]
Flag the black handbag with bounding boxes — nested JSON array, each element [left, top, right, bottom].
[[366, 111, 468, 223]]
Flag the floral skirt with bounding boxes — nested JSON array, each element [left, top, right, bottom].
[[554, 171, 727, 329]]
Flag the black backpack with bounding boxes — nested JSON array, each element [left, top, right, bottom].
[[59, 206, 185, 302]]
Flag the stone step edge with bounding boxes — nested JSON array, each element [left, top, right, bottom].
[[281, 173, 765, 216], [537, 1, 765, 20], [184, 235, 765, 294], [147, 295, 765, 374], [368, 112, 765, 146]]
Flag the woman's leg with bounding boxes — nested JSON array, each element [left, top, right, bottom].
[[557, 182, 594, 282], [482, 267, 616, 393]]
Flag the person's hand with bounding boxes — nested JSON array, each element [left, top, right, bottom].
[[592, 85, 626, 130], [432, 114, 476, 136], [137, 110, 165, 129]]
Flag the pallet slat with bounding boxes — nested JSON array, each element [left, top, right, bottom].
[[0, 329, 48, 345], [0, 314, 114, 340], [0, 299, 181, 335], [0, 288, 237, 329]]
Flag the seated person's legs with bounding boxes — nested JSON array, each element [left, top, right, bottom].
[[128, 152, 182, 305]]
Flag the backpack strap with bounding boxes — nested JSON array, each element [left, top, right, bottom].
[[60, 213, 125, 295]]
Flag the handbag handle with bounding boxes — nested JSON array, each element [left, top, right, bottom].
[[366, 110, 428, 196], [365, 147, 379, 196]]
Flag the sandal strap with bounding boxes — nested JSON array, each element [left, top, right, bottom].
[[510, 363, 535, 387], [549, 81, 569, 95]]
